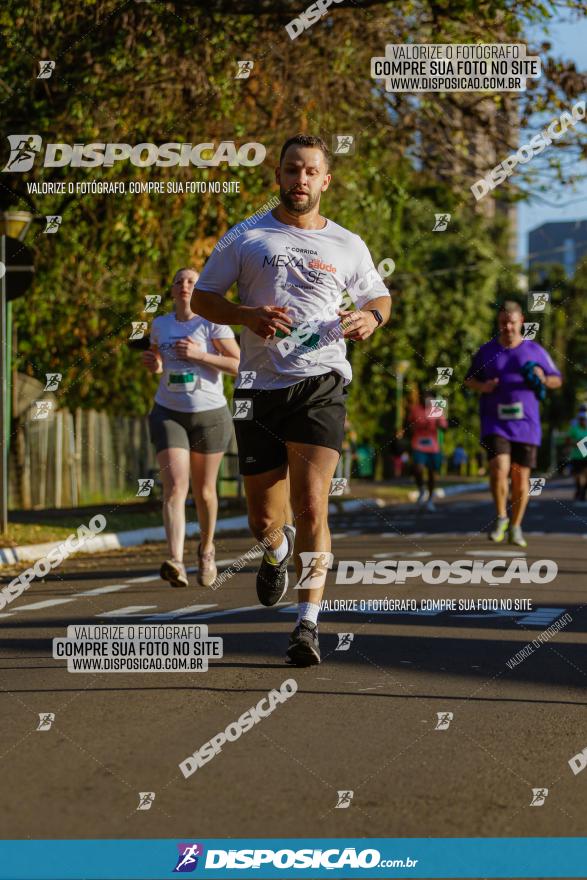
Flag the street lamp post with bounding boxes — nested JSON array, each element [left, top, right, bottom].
[[0, 210, 34, 534]]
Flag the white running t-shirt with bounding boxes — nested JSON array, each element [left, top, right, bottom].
[[196, 211, 390, 390], [150, 312, 235, 413]]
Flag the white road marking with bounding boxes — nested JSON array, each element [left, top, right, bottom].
[[124, 574, 160, 584], [373, 551, 431, 558], [191, 602, 292, 620], [13, 598, 75, 611], [466, 550, 526, 557], [78, 584, 131, 596], [142, 604, 217, 620], [516, 608, 566, 626], [96, 606, 158, 617]]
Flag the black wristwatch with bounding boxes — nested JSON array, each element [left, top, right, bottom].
[[368, 308, 384, 327]]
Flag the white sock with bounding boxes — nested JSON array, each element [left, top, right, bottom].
[[297, 601, 320, 627], [264, 533, 288, 565]]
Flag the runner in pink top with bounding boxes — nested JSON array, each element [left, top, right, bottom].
[[406, 385, 448, 512]]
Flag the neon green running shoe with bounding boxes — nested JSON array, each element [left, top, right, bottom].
[[489, 516, 509, 543]]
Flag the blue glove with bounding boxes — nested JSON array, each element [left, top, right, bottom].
[[521, 360, 546, 401]]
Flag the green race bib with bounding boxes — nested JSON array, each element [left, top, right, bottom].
[[498, 401, 524, 420], [167, 370, 197, 392]]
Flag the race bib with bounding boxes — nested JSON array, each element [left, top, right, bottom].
[[166, 370, 198, 393], [498, 401, 524, 420]]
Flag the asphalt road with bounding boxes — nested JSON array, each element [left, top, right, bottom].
[[1, 479, 587, 844]]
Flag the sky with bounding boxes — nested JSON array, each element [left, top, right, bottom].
[[517, 12, 587, 264]]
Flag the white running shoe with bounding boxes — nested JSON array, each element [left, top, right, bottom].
[[426, 498, 436, 512], [417, 489, 427, 505], [509, 525, 527, 548]]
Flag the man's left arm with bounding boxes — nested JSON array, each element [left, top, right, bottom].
[[339, 295, 391, 341], [534, 350, 563, 390], [339, 240, 392, 341]]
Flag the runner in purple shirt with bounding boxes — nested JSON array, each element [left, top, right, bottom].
[[465, 300, 562, 547]]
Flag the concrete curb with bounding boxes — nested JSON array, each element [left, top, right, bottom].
[[1, 500, 387, 567], [0, 483, 487, 567]]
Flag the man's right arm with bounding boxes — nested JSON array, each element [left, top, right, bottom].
[[191, 289, 248, 327], [464, 349, 498, 394], [464, 376, 499, 393], [192, 288, 294, 340]]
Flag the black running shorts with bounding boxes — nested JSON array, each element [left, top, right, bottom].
[[232, 371, 347, 475], [482, 434, 538, 469]]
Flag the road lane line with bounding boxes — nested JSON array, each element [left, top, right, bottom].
[[13, 598, 76, 611], [78, 584, 132, 596], [190, 602, 292, 620], [141, 604, 217, 620], [96, 606, 158, 617]]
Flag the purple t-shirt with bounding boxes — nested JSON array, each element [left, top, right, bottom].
[[465, 338, 561, 445]]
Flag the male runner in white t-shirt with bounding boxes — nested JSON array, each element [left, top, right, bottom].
[[192, 134, 391, 666]]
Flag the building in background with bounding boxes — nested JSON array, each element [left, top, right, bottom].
[[528, 219, 587, 279]]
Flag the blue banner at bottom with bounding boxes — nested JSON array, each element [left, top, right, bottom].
[[0, 838, 586, 879]]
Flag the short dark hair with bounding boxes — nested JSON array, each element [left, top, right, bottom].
[[279, 134, 331, 170], [499, 299, 523, 316]]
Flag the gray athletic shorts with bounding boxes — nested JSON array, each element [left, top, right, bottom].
[[148, 402, 233, 454]]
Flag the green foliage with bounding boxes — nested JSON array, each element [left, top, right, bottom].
[[1, 0, 584, 440]]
